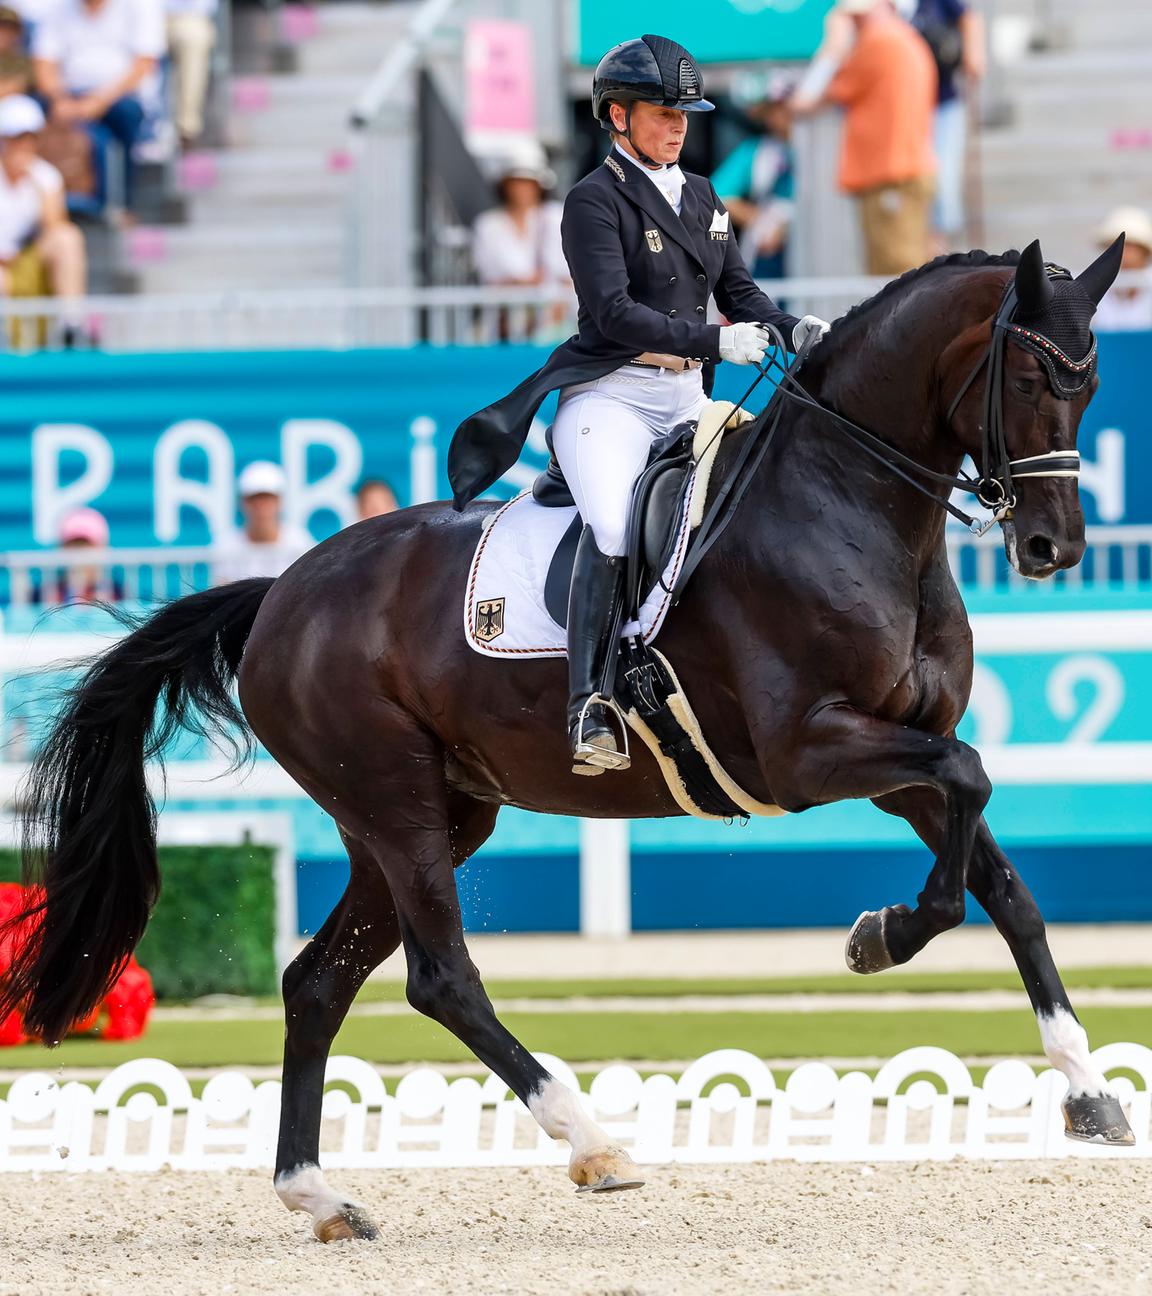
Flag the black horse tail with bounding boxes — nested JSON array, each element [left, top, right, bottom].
[[0, 578, 275, 1043]]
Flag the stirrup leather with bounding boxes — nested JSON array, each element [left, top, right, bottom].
[[571, 694, 631, 771]]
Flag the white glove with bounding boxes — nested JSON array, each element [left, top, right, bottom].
[[719, 322, 772, 366], [792, 314, 831, 353]]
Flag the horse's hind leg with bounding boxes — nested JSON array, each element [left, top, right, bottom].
[[274, 834, 401, 1242], [342, 730, 643, 1194], [966, 820, 1134, 1145]]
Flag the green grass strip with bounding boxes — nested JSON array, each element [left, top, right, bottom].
[[224, 965, 1152, 1008], [350, 965, 1152, 1003], [3, 1004, 1146, 1071]]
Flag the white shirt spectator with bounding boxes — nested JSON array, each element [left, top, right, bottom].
[[213, 524, 313, 585], [472, 200, 568, 286], [33, 0, 166, 94], [1095, 273, 1152, 332], [0, 156, 63, 259], [166, 0, 217, 13]]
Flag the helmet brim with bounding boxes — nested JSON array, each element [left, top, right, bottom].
[[597, 94, 716, 118]]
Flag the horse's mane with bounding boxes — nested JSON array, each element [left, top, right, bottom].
[[826, 249, 1023, 342]]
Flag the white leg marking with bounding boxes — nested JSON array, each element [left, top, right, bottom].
[[1038, 1006, 1111, 1097], [275, 1164, 362, 1223], [527, 1079, 613, 1159]]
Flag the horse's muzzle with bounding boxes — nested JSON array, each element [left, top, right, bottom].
[[1004, 521, 1085, 580]]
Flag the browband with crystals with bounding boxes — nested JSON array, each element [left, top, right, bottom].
[[1007, 324, 1098, 398]]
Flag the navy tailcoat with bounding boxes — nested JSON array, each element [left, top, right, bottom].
[[448, 153, 800, 510]]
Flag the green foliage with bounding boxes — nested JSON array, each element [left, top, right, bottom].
[[0, 844, 277, 1000]]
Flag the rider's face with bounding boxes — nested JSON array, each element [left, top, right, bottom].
[[611, 101, 688, 166]]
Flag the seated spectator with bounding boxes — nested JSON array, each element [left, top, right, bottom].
[[712, 75, 796, 280], [32, 0, 165, 211], [33, 506, 123, 604], [214, 460, 313, 585], [472, 143, 571, 339], [1093, 207, 1152, 331], [0, 95, 90, 348], [0, 7, 32, 98], [165, 0, 216, 150], [356, 478, 398, 521]]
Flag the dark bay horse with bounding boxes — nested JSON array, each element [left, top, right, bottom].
[[1, 241, 1132, 1243]]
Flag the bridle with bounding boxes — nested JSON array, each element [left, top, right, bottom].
[[941, 275, 1092, 532], [672, 270, 1097, 601], [785, 273, 1094, 536]]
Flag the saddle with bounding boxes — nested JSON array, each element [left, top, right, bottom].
[[532, 416, 764, 819], [534, 422, 698, 629]]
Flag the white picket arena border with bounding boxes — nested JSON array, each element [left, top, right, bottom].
[[2, 1045, 1149, 1172]]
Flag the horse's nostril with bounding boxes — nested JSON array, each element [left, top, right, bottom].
[[1024, 534, 1059, 566]]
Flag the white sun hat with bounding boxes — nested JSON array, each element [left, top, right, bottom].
[[0, 95, 46, 138], [1096, 205, 1152, 254], [495, 140, 556, 190], [237, 460, 287, 497]]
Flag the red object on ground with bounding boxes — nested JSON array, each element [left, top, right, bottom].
[[0, 883, 155, 1045]]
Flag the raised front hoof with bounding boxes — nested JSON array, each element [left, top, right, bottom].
[[845, 908, 900, 975], [570, 1147, 645, 1194], [313, 1204, 381, 1243], [1063, 1093, 1137, 1147]]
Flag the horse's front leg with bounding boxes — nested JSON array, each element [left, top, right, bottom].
[[969, 822, 1135, 1144], [873, 793, 1135, 1145], [770, 703, 991, 969]]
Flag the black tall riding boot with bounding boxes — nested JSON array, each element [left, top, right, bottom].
[[566, 526, 629, 772]]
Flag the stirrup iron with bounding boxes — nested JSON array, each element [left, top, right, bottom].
[[572, 694, 631, 772]]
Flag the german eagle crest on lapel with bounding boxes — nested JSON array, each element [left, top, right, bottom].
[[646, 229, 664, 254]]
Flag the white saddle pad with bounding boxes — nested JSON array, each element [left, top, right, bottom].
[[462, 486, 694, 659], [462, 400, 752, 660]]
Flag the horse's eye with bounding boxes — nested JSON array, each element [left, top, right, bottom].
[[1014, 378, 1039, 398]]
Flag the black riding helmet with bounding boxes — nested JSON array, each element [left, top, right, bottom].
[[592, 34, 714, 165]]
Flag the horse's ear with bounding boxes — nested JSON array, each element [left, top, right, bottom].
[[1014, 239, 1053, 314], [1077, 234, 1125, 307]]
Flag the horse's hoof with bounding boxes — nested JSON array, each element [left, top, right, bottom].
[[1063, 1093, 1136, 1146], [570, 1147, 645, 1194], [576, 1174, 646, 1194], [313, 1204, 380, 1243], [845, 909, 897, 974]]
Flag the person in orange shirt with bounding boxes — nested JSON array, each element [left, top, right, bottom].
[[796, 0, 938, 276]]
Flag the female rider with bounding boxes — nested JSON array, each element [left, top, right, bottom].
[[449, 34, 830, 773]]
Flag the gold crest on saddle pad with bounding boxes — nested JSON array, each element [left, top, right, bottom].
[[645, 229, 664, 254], [475, 598, 505, 642]]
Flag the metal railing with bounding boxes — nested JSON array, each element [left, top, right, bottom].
[[0, 546, 217, 608], [949, 525, 1152, 590], [3, 525, 1151, 610], [3, 272, 1148, 353]]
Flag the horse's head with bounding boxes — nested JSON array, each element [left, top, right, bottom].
[[945, 237, 1124, 579]]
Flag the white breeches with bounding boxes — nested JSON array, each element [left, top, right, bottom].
[[551, 365, 708, 557]]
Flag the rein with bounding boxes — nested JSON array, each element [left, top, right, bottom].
[[673, 278, 1092, 602]]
